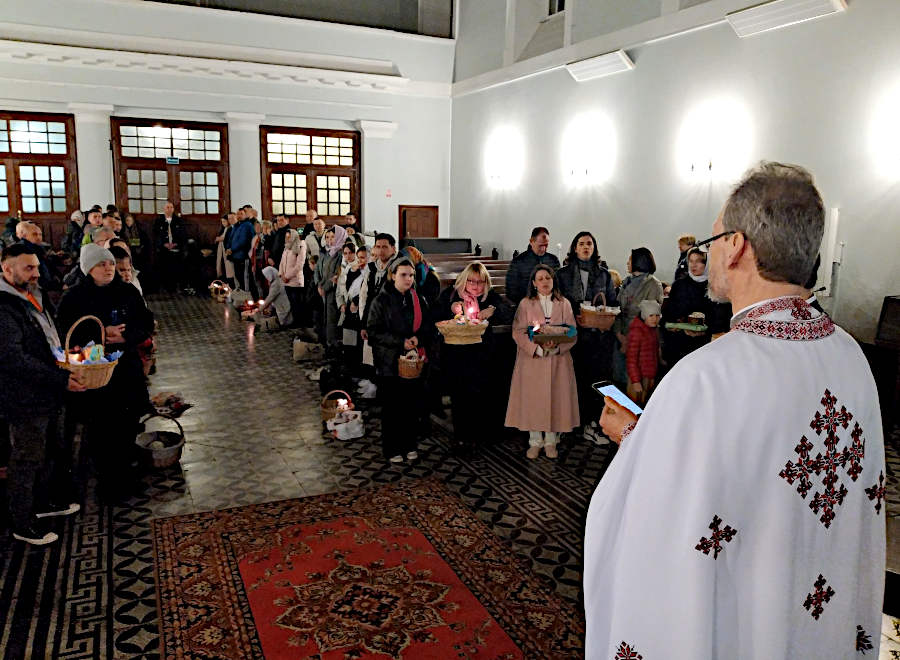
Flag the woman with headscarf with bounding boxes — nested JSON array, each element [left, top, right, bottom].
[[317, 225, 347, 352], [401, 246, 441, 307], [612, 247, 664, 389], [260, 265, 292, 327], [556, 231, 617, 434], [337, 245, 368, 370], [278, 227, 306, 328]]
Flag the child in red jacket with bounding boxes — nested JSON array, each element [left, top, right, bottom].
[[626, 300, 661, 405]]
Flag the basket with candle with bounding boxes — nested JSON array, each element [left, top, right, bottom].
[[435, 314, 489, 345], [577, 292, 620, 330], [208, 280, 230, 303], [527, 322, 578, 345], [321, 389, 355, 422], [53, 315, 122, 389]]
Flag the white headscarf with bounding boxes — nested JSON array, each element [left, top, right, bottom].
[[262, 266, 279, 283]]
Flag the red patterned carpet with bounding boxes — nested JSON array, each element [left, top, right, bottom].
[[153, 479, 584, 658]]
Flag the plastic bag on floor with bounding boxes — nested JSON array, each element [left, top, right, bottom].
[[326, 410, 364, 440]]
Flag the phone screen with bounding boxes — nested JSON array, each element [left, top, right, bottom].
[[592, 381, 644, 416]]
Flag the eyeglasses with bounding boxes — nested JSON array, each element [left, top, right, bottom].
[[695, 231, 737, 252]]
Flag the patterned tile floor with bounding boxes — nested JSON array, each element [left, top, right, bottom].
[[0, 292, 898, 658]]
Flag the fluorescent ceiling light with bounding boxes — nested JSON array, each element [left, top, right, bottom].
[[565, 50, 634, 82], [727, 0, 846, 38]]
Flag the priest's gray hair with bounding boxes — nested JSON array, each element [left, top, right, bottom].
[[722, 161, 824, 286]]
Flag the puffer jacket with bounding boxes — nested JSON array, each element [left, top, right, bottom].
[[504, 247, 560, 305]]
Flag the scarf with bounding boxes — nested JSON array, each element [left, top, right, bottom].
[[347, 266, 365, 299], [538, 293, 553, 320], [410, 288, 425, 360], [688, 262, 709, 283], [326, 226, 348, 257]]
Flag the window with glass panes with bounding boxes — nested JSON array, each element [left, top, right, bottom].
[[0, 111, 79, 248], [260, 127, 359, 225], [112, 117, 229, 245]]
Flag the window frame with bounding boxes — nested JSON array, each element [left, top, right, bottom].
[[111, 116, 230, 245], [0, 111, 79, 248], [259, 126, 361, 226]]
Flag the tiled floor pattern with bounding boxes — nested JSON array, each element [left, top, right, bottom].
[[0, 292, 898, 658]]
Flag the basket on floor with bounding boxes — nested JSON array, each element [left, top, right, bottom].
[[56, 315, 118, 389], [135, 413, 185, 469], [578, 292, 618, 331], [321, 389, 354, 422], [208, 280, 230, 303], [436, 319, 489, 345], [398, 353, 425, 379]]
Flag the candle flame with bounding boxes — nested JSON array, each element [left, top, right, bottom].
[[533, 322, 540, 333]]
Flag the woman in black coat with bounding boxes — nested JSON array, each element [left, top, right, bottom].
[[366, 258, 434, 463], [555, 231, 617, 430], [661, 247, 730, 367], [56, 246, 155, 497], [434, 262, 510, 455]]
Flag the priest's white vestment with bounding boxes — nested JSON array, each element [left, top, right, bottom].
[[584, 296, 885, 659]]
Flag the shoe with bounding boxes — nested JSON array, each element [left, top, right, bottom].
[[544, 444, 558, 459], [35, 502, 81, 519], [406, 451, 418, 461], [389, 455, 404, 463], [584, 427, 609, 446], [526, 446, 541, 459], [12, 526, 58, 546]]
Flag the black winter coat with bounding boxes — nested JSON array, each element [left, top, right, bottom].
[[56, 276, 155, 414], [504, 247, 560, 305], [366, 280, 434, 378], [152, 214, 188, 252], [270, 225, 290, 268], [556, 260, 617, 318], [0, 289, 70, 420], [434, 287, 510, 340]]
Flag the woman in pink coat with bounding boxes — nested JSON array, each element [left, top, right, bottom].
[[278, 229, 307, 328], [505, 264, 579, 459]]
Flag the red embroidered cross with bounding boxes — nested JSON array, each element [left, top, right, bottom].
[[865, 471, 886, 515], [614, 641, 643, 659], [803, 574, 834, 620], [856, 625, 873, 654], [780, 389, 865, 528], [695, 514, 737, 560]]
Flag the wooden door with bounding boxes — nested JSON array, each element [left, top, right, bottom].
[[399, 205, 438, 238]]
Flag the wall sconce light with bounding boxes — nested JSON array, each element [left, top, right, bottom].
[[870, 82, 900, 180], [561, 112, 616, 186], [727, 0, 846, 38], [676, 97, 753, 182], [484, 126, 526, 190], [565, 50, 634, 82]]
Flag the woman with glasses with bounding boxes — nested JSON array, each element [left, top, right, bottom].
[[435, 262, 510, 455]]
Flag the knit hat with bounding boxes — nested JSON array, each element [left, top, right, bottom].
[[639, 300, 662, 320], [80, 243, 115, 275]]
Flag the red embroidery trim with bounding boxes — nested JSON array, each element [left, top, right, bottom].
[[856, 625, 874, 654], [614, 641, 643, 659], [734, 296, 834, 341], [621, 422, 636, 443]]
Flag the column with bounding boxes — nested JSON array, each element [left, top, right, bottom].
[[355, 120, 398, 236], [224, 112, 264, 211], [68, 103, 114, 208]]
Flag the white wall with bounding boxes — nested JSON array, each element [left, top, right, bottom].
[[571, 0, 662, 44], [453, 0, 507, 80], [0, 0, 454, 239], [450, 0, 900, 342]]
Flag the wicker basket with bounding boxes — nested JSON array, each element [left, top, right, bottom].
[[56, 315, 118, 389], [208, 280, 229, 303], [253, 310, 280, 332], [321, 389, 355, 422], [135, 413, 185, 469], [578, 292, 618, 331], [398, 353, 425, 379], [435, 319, 488, 345]]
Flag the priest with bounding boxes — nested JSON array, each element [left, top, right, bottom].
[[584, 162, 885, 659]]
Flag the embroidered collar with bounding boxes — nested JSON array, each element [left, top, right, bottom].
[[732, 295, 834, 341]]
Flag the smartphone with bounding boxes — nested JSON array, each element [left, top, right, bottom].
[[592, 380, 643, 416]]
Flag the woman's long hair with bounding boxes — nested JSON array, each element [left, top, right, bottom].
[[527, 263, 563, 300], [564, 231, 600, 266]]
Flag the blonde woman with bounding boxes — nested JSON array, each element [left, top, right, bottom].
[[435, 261, 510, 455]]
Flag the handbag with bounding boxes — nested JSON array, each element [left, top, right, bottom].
[[362, 339, 374, 366], [342, 328, 358, 346]]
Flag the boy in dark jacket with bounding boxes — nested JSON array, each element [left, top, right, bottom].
[[0, 244, 85, 545]]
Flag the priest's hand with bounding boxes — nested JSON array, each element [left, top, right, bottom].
[[600, 396, 638, 445]]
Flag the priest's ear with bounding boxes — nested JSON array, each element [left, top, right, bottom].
[[724, 231, 751, 270]]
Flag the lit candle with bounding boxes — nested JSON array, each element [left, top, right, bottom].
[[337, 398, 348, 410]]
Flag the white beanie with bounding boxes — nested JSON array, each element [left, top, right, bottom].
[[80, 243, 115, 276], [639, 299, 662, 320]]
